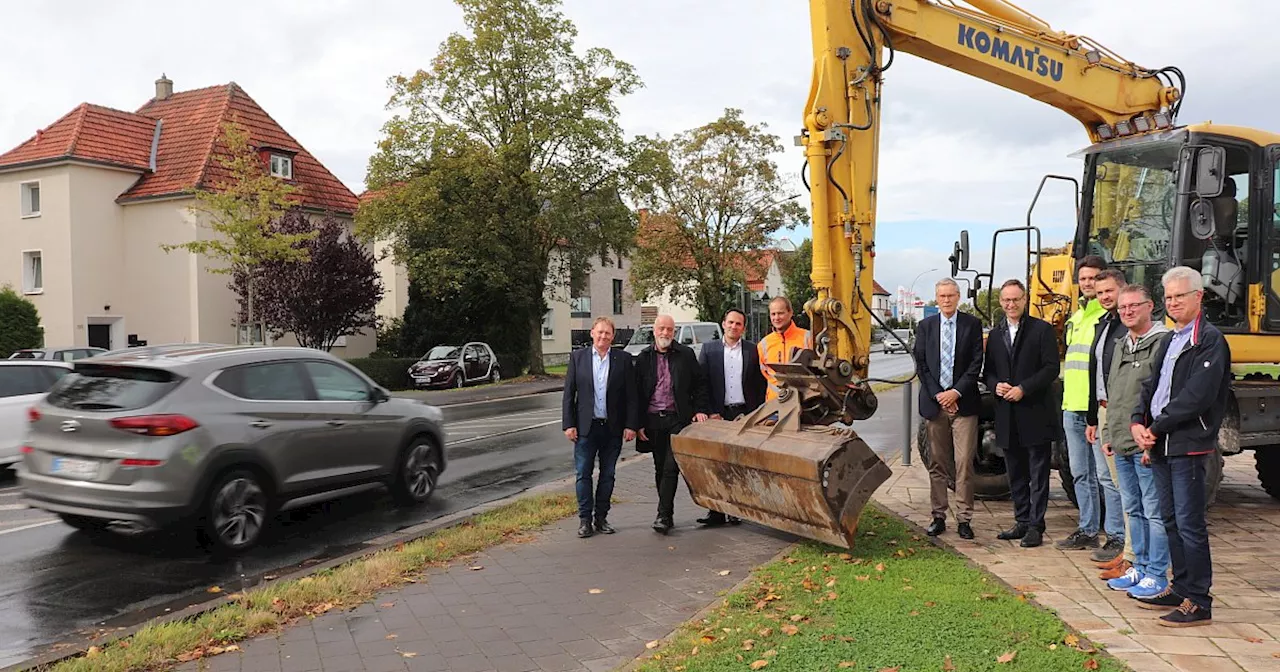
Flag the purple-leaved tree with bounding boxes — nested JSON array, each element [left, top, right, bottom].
[[236, 211, 383, 351]]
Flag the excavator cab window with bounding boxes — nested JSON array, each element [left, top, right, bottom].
[[1267, 146, 1280, 331], [1186, 143, 1252, 331]]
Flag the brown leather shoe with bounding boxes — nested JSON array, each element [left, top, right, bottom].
[[1099, 560, 1132, 580], [1096, 553, 1128, 570]]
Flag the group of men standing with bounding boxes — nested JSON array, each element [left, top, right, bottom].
[[914, 262, 1228, 628], [561, 297, 806, 538]]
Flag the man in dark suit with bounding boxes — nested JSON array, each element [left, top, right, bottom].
[[912, 278, 984, 539], [562, 317, 637, 538], [635, 314, 709, 534], [695, 307, 767, 527], [983, 279, 1061, 548]]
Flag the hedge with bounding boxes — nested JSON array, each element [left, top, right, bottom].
[[349, 357, 418, 390]]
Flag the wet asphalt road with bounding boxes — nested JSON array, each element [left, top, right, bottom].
[[0, 375, 914, 669]]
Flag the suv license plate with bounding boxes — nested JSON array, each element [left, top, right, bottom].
[[52, 457, 99, 480]]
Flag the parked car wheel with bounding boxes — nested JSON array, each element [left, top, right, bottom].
[[58, 513, 110, 533], [201, 469, 270, 554], [489, 367, 500, 384], [453, 373, 465, 389], [392, 437, 440, 506]]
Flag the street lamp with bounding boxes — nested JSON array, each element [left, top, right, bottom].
[[907, 267, 938, 322]]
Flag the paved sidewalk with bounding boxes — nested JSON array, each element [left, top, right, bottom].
[[178, 456, 797, 672], [871, 453, 1280, 672]]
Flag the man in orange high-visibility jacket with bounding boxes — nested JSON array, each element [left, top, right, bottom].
[[758, 296, 812, 401]]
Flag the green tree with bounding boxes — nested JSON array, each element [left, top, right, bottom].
[[161, 120, 315, 340], [0, 286, 43, 357], [780, 239, 815, 328], [629, 109, 806, 321], [959, 288, 1000, 327], [359, 0, 642, 374]]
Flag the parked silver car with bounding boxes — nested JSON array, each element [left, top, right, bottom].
[[8, 347, 107, 361], [0, 360, 72, 468], [18, 344, 447, 554]]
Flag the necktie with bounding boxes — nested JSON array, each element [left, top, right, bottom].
[[940, 319, 954, 389]]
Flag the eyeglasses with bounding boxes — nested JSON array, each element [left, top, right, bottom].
[[1164, 289, 1201, 304], [1117, 301, 1151, 313]]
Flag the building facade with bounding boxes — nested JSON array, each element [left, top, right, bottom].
[[0, 77, 372, 356]]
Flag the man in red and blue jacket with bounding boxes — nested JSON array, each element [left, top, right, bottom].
[[1129, 266, 1232, 627]]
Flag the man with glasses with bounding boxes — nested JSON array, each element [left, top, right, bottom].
[[1129, 267, 1231, 627], [1103, 284, 1171, 601], [984, 279, 1060, 548]]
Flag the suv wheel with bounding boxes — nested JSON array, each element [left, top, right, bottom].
[[393, 438, 440, 506], [58, 513, 110, 533], [203, 470, 269, 554]]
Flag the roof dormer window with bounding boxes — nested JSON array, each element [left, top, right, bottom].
[[268, 154, 293, 180]]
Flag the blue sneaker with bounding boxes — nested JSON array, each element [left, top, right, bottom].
[[1127, 575, 1169, 599], [1107, 567, 1142, 591]]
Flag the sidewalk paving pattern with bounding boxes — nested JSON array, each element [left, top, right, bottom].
[[176, 455, 797, 672], [873, 453, 1280, 672]]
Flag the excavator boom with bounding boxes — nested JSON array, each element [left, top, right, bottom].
[[672, 0, 1184, 549]]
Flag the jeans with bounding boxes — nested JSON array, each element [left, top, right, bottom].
[[1113, 453, 1169, 578], [1063, 411, 1100, 536], [573, 422, 623, 522], [1152, 453, 1213, 610]]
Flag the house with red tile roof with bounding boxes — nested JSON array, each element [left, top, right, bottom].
[[0, 76, 371, 355]]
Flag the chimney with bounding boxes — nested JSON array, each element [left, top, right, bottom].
[[155, 74, 173, 101]]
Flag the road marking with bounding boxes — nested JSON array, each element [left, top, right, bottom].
[[0, 519, 60, 536], [446, 420, 560, 447], [0, 489, 19, 497], [447, 409, 560, 426], [0, 503, 27, 511]]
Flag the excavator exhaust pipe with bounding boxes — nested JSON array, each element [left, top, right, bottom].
[[671, 353, 893, 549]]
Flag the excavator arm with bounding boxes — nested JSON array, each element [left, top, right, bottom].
[[672, 0, 1184, 549]]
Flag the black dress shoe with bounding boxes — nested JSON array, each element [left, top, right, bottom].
[[697, 512, 727, 527], [594, 518, 616, 534], [652, 516, 672, 535], [1020, 528, 1043, 547], [578, 522, 594, 538], [957, 522, 974, 540], [727, 515, 741, 525], [925, 518, 946, 536], [997, 524, 1028, 541]]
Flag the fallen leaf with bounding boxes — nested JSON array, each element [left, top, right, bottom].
[[379, 602, 395, 608], [741, 640, 755, 651], [857, 575, 870, 582], [790, 614, 805, 622], [840, 636, 855, 643], [758, 628, 773, 637], [86, 647, 101, 658], [224, 644, 240, 653], [827, 592, 838, 601], [206, 586, 222, 594], [877, 667, 899, 672], [263, 574, 278, 580], [668, 546, 675, 550], [1064, 634, 1080, 647], [839, 663, 856, 669], [1245, 637, 1264, 643], [588, 589, 603, 594], [719, 570, 731, 576], [385, 634, 398, 640], [469, 565, 484, 571], [925, 601, 937, 607], [691, 646, 699, 656], [785, 557, 798, 564], [838, 553, 852, 560], [997, 651, 1017, 664], [400, 652, 417, 658], [646, 640, 660, 649], [980, 593, 998, 601], [875, 563, 886, 572], [902, 585, 914, 591], [826, 578, 837, 587], [764, 650, 778, 658], [700, 635, 716, 644], [750, 661, 769, 670], [943, 654, 955, 671], [909, 610, 920, 616], [1083, 660, 1100, 670], [781, 625, 799, 636]]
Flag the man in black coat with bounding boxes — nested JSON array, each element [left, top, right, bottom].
[[983, 279, 1061, 548], [635, 314, 709, 534], [562, 317, 638, 538], [912, 278, 984, 539], [695, 308, 767, 527]]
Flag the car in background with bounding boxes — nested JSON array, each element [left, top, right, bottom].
[[0, 361, 73, 469], [623, 321, 723, 358], [408, 342, 500, 389], [882, 328, 914, 354], [8, 347, 107, 361], [19, 344, 447, 554]]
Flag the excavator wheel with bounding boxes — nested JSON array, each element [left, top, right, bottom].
[[1256, 449, 1280, 501], [914, 421, 1010, 500]]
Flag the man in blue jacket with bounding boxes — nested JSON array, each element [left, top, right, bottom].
[[1129, 266, 1231, 627]]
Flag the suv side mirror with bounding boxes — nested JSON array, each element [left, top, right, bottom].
[[370, 387, 391, 403], [1194, 146, 1226, 198]]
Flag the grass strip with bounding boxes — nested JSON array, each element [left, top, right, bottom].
[[636, 505, 1125, 672], [43, 492, 577, 672]]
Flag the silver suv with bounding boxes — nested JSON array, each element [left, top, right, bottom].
[[19, 344, 447, 554]]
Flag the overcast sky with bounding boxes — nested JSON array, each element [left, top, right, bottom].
[[2, 0, 1275, 300]]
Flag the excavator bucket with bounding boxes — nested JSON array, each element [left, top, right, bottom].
[[672, 416, 892, 549]]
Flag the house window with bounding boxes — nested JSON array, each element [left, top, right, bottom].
[[569, 269, 591, 318], [612, 279, 623, 315], [541, 310, 554, 339], [20, 182, 40, 217], [269, 154, 293, 179], [22, 250, 42, 294]]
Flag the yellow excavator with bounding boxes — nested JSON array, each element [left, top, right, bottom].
[[673, 0, 1280, 549]]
